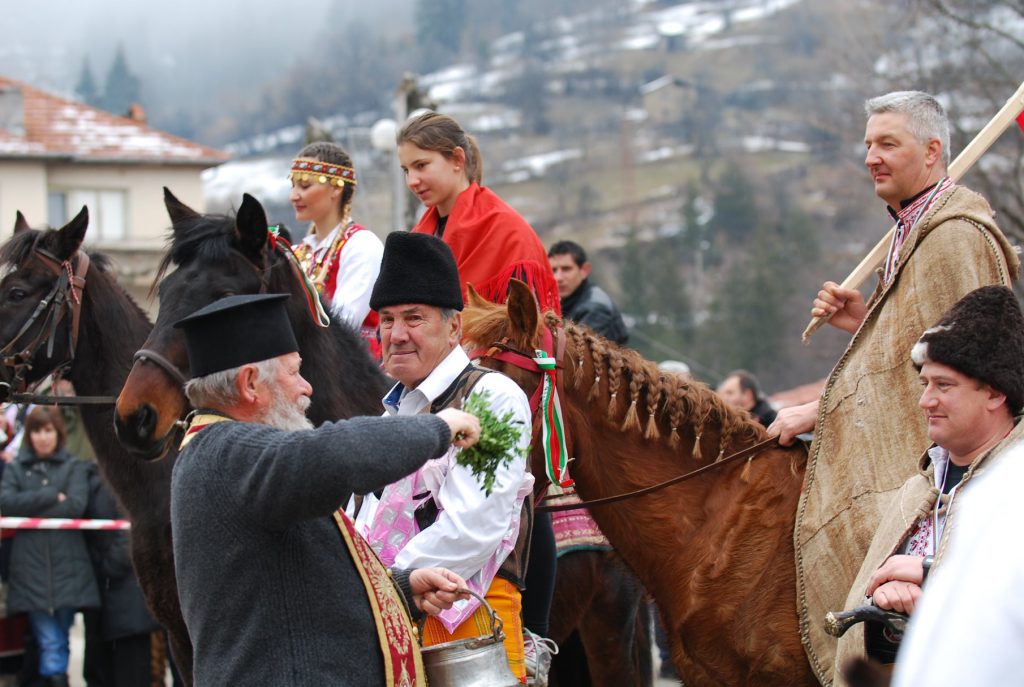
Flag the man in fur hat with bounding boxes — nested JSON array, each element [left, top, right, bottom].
[[833, 285, 1024, 678], [767, 91, 1020, 682], [170, 293, 482, 686], [362, 232, 536, 682]]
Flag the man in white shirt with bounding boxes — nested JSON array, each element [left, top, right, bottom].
[[364, 231, 534, 682]]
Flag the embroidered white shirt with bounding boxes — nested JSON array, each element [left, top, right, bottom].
[[377, 346, 532, 578], [300, 224, 383, 329]]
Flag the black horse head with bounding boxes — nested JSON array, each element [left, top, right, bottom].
[[115, 188, 389, 458]]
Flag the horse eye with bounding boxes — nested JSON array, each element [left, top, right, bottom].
[[7, 288, 26, 302]]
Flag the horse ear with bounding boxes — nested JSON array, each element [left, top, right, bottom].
[[13, 211, 30, 234], [164, 187, 200, 227], [54, 206, 89, 260], [506, 279, 540, 342], [466, 283, 489, 308], [235, 193, 269, 263]]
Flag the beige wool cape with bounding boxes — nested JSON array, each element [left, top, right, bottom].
[[794, 185, 1020, 685], [832, 420, 1024, 683]]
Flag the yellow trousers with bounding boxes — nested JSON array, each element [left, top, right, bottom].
[[421, 577, 526, 682]]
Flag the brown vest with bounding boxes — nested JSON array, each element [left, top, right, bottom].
[[429, 363, 533, 589]]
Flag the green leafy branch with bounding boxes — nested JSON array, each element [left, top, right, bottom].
[[456, 390, 527, 495]]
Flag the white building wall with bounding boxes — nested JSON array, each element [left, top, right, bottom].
[[47, 163, 212, 248], [0, 160, 47, 229]]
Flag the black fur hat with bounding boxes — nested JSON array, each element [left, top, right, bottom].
[[370, 232, 463, 311], [911, 286, 1024, 413]]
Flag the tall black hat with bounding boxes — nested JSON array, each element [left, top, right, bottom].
[[369, 232, 463, 311], [911, 285, 1024, 413], [174, 293, 299, 378]]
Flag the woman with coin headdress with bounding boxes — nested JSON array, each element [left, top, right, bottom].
[[288, 142, 385, 358]]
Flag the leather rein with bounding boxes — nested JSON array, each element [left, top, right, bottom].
[[0, 247, 116, 406], [471, 322, 781, 512]]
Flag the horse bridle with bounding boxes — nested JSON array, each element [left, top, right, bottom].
[[471, 320, 783, 512], [0, 246, 113, 405], [470, 325, 567, 414]]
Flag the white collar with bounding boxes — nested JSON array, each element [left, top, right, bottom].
[[382, 346, 468, 413], [301, 223, 343, 252]]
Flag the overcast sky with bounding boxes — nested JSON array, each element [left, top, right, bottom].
[[1, 0, 413, 107]]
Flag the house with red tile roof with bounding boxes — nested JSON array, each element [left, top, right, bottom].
[[0, 75, 229, 243], [0, 76, 229, 305]]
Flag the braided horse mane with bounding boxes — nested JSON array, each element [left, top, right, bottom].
[[462, 281, 766, 462]]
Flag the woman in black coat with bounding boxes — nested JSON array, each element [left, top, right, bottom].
[[0, 407, 99, 687], [84, 464, 160, 687]]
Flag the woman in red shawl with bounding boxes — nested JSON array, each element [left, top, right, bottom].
[[397, 112, 560, 317], [397, 111, 561, 684]]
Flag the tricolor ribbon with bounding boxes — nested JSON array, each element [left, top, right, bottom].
[[534, 348, 573, 492], [266, 226, 330, 328]]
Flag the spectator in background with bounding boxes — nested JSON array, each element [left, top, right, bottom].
[[0, 406, 98, 687], [548, 240, 629, 345], [84, 468, 160, 687], [53, 380, 94, 463], [717, 370, 777, 426]]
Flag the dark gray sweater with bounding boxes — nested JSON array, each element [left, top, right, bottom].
[[171, 414, 451, 686]]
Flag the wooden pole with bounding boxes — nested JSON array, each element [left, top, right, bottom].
[[802, 81, 1024, 343]]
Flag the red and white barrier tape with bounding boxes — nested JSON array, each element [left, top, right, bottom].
[[0, 517, 130, 530]]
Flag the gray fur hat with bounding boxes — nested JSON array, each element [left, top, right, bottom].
[[911, 286, 1024, 414]]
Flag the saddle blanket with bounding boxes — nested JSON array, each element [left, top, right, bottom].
[[548, 492, 611, 556]]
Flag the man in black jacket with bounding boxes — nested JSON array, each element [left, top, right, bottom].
[[717, 369, 777, 427], [548, 240, 628, 344]]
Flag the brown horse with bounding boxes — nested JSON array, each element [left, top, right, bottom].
[[463, 281, 817, 686], [0, 210, 191, 682], [548, 549, 652, 686]]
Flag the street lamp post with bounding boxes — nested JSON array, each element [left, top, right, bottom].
[[370, 117, 403, 233]]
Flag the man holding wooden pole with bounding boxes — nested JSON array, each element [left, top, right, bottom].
[[767, 90, 1020, 685]]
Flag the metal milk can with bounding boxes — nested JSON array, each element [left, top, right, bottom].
[[419, 590, 519, 687]]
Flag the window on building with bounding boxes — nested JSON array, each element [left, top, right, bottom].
[[47, 189, 127, 242]]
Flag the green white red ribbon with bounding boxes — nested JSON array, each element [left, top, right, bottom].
[[266, 226, 330, 328], [535, 348, 573, 492]]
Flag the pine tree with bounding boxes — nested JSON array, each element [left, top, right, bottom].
[[75, 56, 99, 107], [415, 0, 467, 70], [710, 161, 758, 242], [99, 45, 141, 116]]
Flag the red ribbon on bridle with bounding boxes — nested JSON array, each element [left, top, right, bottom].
[[471, 326, 574, 491]]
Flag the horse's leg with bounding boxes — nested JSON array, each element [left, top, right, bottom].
[[131, 527, 194, 686], [548, 551, 598, 687], [578, 552, 653, 687]]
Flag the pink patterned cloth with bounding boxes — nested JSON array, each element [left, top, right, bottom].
[[548, 492, 610, 556], [366, 448, 532, 633]]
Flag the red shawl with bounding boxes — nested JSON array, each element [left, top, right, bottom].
[[412, 183, 561, 315]]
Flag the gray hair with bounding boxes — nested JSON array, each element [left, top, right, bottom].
[[185, 358, 280, 409], [865, 91, 950, 166]]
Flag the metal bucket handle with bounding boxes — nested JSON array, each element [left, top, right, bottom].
[[418, 588, 504, 644]]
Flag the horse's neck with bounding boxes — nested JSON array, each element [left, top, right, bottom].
[[70, 274, 150, 396], [68, 273, 171, 519]]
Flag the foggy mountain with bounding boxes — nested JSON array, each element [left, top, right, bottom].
[[0, 0, 414, 133]]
